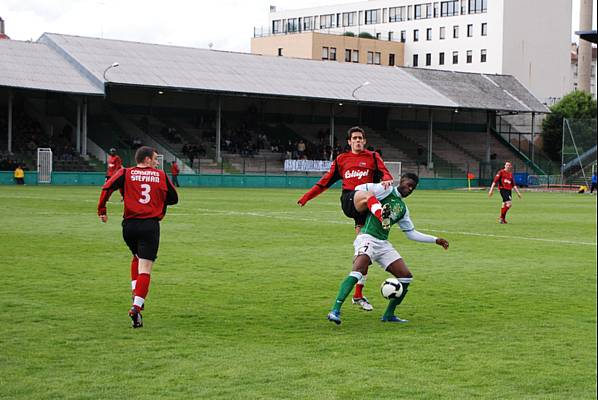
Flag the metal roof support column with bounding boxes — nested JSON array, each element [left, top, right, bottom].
[[216, 96, 222, 164], [485, 111, 491, 162], [82, 98, 88, 157], [329, 104, 335, 161], [7, 90, 13, 153], [427, 109, 433, 169], [532, 112, 536, 162], [76, 99, 81, 154]]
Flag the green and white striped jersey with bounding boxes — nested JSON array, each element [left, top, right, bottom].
[[357, 183, 415, 241]]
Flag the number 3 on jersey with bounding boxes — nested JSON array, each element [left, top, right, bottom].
[[139, 183, 151, 204]]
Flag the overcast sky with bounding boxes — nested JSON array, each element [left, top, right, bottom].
[[1, 0, 596, 52]]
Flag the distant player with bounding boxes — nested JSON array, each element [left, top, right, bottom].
[[106, 148, 123, 182], [298, 126, 394, 311], [326, 173, 449, 325], [98, 146, 178, 328], [488, 161, 522, 224]]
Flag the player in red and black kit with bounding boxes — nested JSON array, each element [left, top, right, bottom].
[[98, 146, 178, 328], [298, 126, 394, 311], [106, 148, 123, 181], [488, 161, 522, 224]]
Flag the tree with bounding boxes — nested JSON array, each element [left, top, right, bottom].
[[541, 91, 597, 161]]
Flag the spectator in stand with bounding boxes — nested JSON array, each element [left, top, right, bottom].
[[297, 140, 306, 159], [591, 173, 597, 194], [170, 161, 180, 187], [14, 164, 25, 185]]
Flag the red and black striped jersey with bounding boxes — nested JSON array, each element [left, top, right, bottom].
[[298, 150, 392, 205], [98, 166, 178, 220], [493, 169, 515, 190]]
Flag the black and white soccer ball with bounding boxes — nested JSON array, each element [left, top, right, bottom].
[[380, 278, 403, 299]]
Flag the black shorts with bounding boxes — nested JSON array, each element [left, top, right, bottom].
[[499, 189, 512, 202], [340, 190, 367, 227], [122, 218, 160, 261]]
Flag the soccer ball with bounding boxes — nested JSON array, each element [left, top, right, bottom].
[[380, 278, 403, 299]]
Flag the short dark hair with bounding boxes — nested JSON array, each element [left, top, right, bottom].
[[401, 172, 419, 185], [135, 146, 156, 164], [347, 126, 365, 140]]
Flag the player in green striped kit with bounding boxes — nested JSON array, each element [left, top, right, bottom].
[[327, 173, 449, 324]]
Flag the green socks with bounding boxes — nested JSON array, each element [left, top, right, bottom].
[[383, 281, 410, 319], [331, 272, 361, 313]]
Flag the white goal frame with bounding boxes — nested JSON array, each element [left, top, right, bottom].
[[385, 161, 402, 184], [37, 147, 53, 184]]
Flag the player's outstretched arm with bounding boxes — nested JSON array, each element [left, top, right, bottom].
[[99, 215, 108, 223], [488, 182, 495, 197], [514, 186, 522, 199]]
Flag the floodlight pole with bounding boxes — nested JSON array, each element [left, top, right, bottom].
[[351, 81, 370, 100], [329, 104, 335, 160], [216, 96, 222, 164], [103, 62, 120, 82]]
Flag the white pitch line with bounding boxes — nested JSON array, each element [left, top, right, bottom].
[[169, 209, 596, 247]]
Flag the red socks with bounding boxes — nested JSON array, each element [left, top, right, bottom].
[[133, 273, 151, 310], [354, 283, 364, 299], [131, 257, 139, 284], [367, 196, 383, 222], [501, 204, 511, 220]]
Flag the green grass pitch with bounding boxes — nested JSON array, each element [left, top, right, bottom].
[[0, 186, 596, 399]]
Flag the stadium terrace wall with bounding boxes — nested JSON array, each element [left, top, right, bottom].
[[0, 171, 478, 189]]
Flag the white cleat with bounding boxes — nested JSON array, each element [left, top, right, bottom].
[[352, 297, 374, 311]]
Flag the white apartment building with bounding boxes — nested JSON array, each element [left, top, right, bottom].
[[266, 0, 572, 104]]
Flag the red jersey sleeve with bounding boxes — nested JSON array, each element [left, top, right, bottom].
[[297, 158, 342, 205], [493, 170, 502, 184], [98, 168, 126, 215], [374, 152, 393, 182]]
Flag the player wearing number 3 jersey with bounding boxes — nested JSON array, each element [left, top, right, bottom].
[[98, 146, 178, 328]]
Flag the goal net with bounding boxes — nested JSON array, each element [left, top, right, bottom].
[[37, 147, 52, 184], [385, 161, 402, 184]]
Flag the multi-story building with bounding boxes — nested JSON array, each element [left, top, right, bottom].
[[570, 43, 597, 99], [251, 31, 405, 67], [259, 0, 572, 104]]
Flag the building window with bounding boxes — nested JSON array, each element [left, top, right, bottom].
[[376, 32, 382, 39], [400, 30, 407, 42], [407, 5, 413, 20], [415, 4, 422, 19], [330, 47, 337, 61], [365, 9, 379, 24], [414, 29, 419, 41], [277, 48, 283, 56], [468, 0, 487, 14], [352, 49, 359, 63], [389, 53, 396, 66], [434, 2, 440, 17], [439, 52, 445, 65], [453, 25, 459, 38], [320, 14, 334, 28], [426, 28, 432, 40], [440, 1, 459, 16], [415, 3, 432, 20], [481, 49, 487, 62], [342, 12, 356, 26], [461, 0, 467, 14], [388, 31, 394, 41], [374, 52, 381, 65], [413, 54, 419, 67], [389, 6, 405, 22], [345, 49, 351, 62], [439, 26, 446, 39], [481, 22, 487, 36], [367, 51, 374, 64], [303, 16, 314, 31], [467, 24, 473, 37], [322, 47, 329, 60], [272, 20, 282, 34], [287, 18, 298, 33], [466, 50, 472, 63], [426, 53, 432, 66], [452, 51, 458, 64], [427, 3, 433, 18]]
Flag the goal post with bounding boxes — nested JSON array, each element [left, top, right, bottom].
[[385, 161, 402, 184], [37, 147, 53, 184], [156, 154, 164, 170]]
